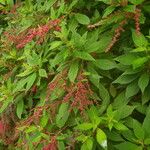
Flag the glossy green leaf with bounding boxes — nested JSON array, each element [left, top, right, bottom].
[[94, 59, 116, 70], [16, 100, 24, 119], [75, 123, 93, 131], [68, 61, 79, 83], [133, 119, 145, 139], [138, 73, 149, 93], [39, 69, 48, 78], [74, 51, 95, 61], [125, 81, 139, 99], [56, 103, 69, 128], [26, 73, 37, 91], [96, 128, 107, 149], [132, 29, 148, 47], [75, 13, 90, 25], [103, 6, 115, 18], [115, 142, 143, 150]]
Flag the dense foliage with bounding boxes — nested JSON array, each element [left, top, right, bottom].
[[0, 0, 150, 149]]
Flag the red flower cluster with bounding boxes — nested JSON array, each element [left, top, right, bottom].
[[0, 121, 5, 136], [134, 8, 141, 35], [4, 18, 62, 49], [105, 20, 127, 52], [63, 74, 93, 112], [43, 136, 57, 150], [47, 71, 93, 113]]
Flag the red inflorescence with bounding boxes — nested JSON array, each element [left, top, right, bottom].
[[134, 8, 141, 35], [43, 136, 57, 150], [63, 74, 93, 113], [105, 20, 127, 52], [0, 121, 5, 136], [4, 18, 62, 49], [46, 71, 93, 113]]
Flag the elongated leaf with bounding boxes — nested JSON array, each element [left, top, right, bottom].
[[115, 142, 142, 150], [26, 73, 37, 91], [56, 103, 69, 128], [132, 29, 148, 47], [113, 74, 138, 84], [75, 13, 90, 25], [132, 57, 148, 69], [143, 107, 150, 137], [103, 6, 115, 18], [74, 51, 95, 61], [16, 100, 24, 119], [133, 119, 145, 140], [68, 61, 79, 83], [128, 0, 144, 5], [138, 73, 149, 93], [94, 59, 116, 70], [81, 138, 93, 150], [96, 128, 107, 149], [75, 123, 93, 131], [115, 54, 138, 65], [125, 81, 139, 99]]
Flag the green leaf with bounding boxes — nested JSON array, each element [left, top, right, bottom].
[[94, 59, 116, 70], [115, 105, 135, 120], [17, 69, 33, 77], [13, 78, 28, 92], [132, 57, 148, 69], [109, 84, 117, 97], [142, 85, 150, 105], [50, 41, 62, 50], [131, 47, 147, 52], [51, 51, 64, 67], [125, 81, 139, 99], [96, 128, 107, 149], [128, 0, 144, 5], [58, 141, 65, 150], [115, 142, 143, 150], [81, 138, 93, 150], [133, 119, 145, 140], [26, 73, 37, 91], [68, 61, 79, 83], [113, 92, 129, 109], [0, 96, 14, 114], [99, 83, 110, 114], [7, 0, 14, 7], [142, 107, 150, 137], [85, 41, 100, 53], [74, 51, 95, 61], [25, 125, 37, 133], [0, 0, 5, 5], [113, 74, 138, 84], [75, 123, 93, 131], [114, 122, 128, 131], [56, 103, 69, 128], [76, 134, 88, 142], [75, 13, 90, 25], [39, 69, 48, 78], [16, 100, 24, 119], [40, 113, 49, 128], [103, 6, 116, 18], [97, 0, 111, 4], [123, 5, 136, 12], [132, 29, 148, 47], [115, 54, 138, 65], [138, 73, 149, 93]]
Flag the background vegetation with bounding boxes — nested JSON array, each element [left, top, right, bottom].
[[0, 0, 150, 149]]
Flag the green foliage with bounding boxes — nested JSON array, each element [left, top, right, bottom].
[[0, 0, 150, 149]]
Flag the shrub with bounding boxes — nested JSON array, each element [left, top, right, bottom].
[[0, 0, 150, 149]]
